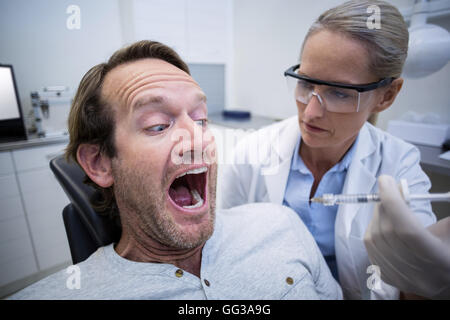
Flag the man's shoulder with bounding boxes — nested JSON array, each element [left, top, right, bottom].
[[219, 202, 294, 217], [211, 203, 337, 299], [217, 202, 310, 241], [7, 267, 70, 300], [7, 246, 109, 300], [219, 202, 293, 219]]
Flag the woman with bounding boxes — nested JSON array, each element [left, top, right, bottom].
[[220, 0, 436, 299]]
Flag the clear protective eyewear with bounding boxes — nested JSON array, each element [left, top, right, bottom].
[[284, 64, 395, 113]]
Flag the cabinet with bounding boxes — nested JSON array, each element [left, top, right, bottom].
[[0, 142, 71, 296], [131, 0, 232, 64], [0, 151, 38, 288]]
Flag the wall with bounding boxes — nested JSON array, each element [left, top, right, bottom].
[[232, 0, 344, 116], [0, 0, 123, 124], [378, 15, 450, 130]]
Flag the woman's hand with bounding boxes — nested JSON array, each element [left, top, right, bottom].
[[364, 175, 450, 299]]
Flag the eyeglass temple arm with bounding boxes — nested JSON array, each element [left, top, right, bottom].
[[284, 65, 395, 92]]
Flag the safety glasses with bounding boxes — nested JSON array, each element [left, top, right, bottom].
[[284, 64, 395, 113]]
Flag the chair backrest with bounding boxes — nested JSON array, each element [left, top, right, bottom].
[[50, 155, 121, 264]]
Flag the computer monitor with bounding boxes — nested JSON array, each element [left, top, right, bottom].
[[0, 64, 27, 142]]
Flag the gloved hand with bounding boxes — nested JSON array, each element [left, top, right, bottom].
[[364, 175, 450, 299]]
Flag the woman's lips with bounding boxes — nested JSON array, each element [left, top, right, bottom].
[[303, 122, 327, 133]]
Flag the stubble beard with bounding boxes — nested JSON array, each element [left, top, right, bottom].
[[112, 159, 217, 250]]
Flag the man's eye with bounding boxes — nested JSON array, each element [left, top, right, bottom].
[[146, 124, 169, 133], [195, 119, 208, 127]]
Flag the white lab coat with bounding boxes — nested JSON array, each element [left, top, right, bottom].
[[219, 115, 436, 300]]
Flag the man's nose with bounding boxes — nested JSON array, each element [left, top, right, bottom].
[[172, 116, 211, 165], [303, 92, 325, 119]]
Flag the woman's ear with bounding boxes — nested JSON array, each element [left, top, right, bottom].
[[77, 144, 114, 188], [373, 78, 404, 112]]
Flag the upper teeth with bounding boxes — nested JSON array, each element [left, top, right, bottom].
[[176, 167, 207, 179]]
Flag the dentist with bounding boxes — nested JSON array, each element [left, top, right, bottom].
[[220, 0, 436, 299]]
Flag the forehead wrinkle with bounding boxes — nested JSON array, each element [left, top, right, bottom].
[[103, 60, 201, 117], [118, 71, 190, 99], [124, 73, 200, 97], [125, 77, 201, 113], [104, 57, 185, 92]]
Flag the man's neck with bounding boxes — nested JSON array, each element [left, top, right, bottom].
[[114, 229, 204, 277]]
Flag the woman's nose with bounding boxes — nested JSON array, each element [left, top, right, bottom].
[[303, 92, 325, 119]]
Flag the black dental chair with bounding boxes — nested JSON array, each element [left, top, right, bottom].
[[50, 155, 121, 264]]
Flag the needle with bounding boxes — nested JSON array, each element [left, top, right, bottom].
[[311, 192, 450, 206]]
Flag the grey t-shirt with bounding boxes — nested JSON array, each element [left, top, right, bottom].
[[9, 203, 342, 299]]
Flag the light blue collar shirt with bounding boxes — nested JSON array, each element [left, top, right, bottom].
[[283, 134, 358, 282]]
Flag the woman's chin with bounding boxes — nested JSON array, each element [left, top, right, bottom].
[[300, 129, 331, 149]]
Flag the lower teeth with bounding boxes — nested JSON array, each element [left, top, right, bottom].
[[182, 189, 204, 209]]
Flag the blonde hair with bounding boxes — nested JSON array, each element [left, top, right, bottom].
[[301, 0, 408, 125], [302, 0, 409, 79]]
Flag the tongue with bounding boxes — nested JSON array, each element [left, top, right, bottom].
[[169, 185, 192, 207]]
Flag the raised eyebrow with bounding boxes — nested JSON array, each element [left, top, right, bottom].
[[133, 95, 166, 111], [133, 92, 207, 114]]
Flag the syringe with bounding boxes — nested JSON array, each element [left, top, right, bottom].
[[311, 179, 450, 206], [311, 192, 450, 206]]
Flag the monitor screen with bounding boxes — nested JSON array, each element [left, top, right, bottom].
[[0, 66, 21, 121], [0, 64, 27, 142]]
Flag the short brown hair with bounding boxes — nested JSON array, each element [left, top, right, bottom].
[[66, 40, 190, 219]]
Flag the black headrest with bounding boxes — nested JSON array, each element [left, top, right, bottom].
[[49, 155, 121, 247]]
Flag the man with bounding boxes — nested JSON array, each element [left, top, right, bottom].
[[10, 40, 341, 299]]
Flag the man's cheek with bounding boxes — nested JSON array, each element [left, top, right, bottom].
[[208, 164, 218, 194], [130, 154, 162, 182]]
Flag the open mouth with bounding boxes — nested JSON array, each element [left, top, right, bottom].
[[168, 167, 208, 210]]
